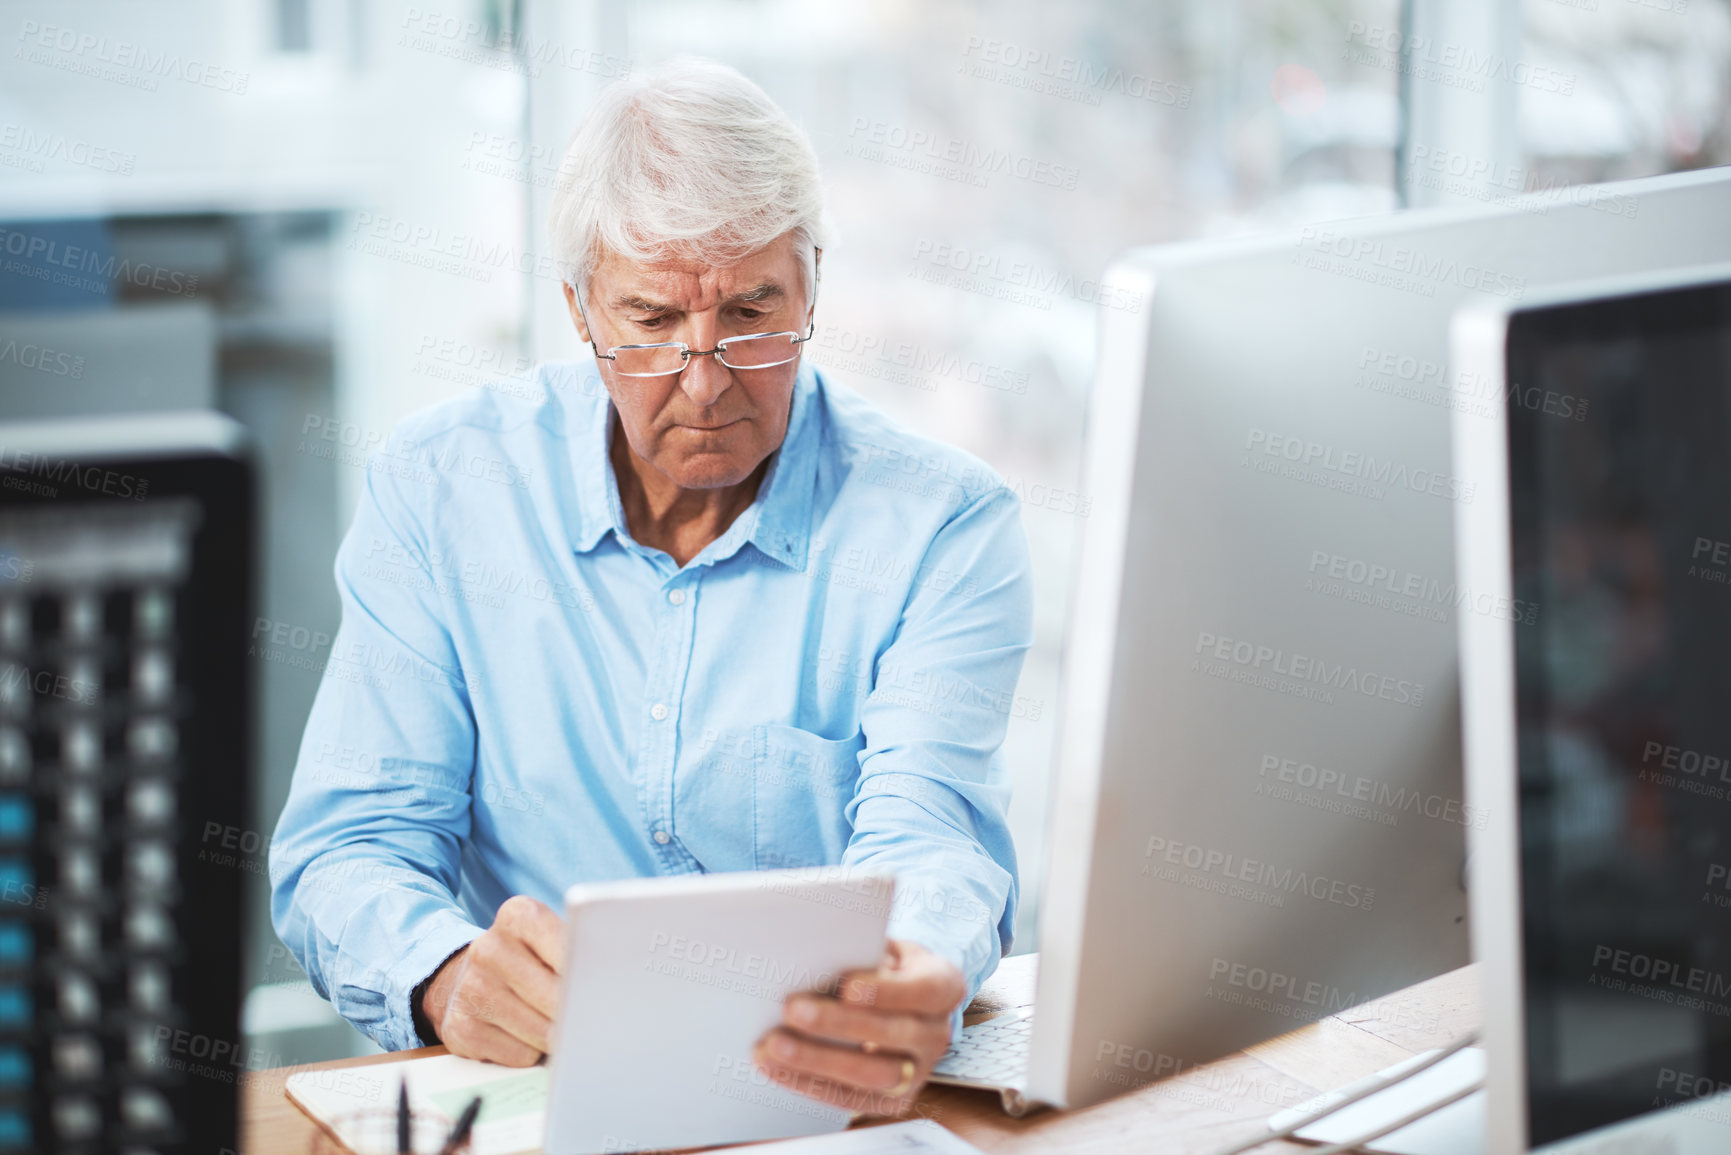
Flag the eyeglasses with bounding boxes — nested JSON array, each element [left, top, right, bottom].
[[590, 324, 815, 378]]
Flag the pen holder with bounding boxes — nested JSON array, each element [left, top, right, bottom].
[[308, 1107, 458, 1155]]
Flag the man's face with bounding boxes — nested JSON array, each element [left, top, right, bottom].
[[565, 232, 815, 492]]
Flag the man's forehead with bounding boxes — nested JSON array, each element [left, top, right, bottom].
[[593, 241, 802, 309]]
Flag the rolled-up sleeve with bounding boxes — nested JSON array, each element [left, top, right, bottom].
[[268, 463, 484, 1051], [841, 485, 1034, 1030]]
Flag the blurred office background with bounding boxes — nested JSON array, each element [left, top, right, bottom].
[[0, 0, 1725, 1066]]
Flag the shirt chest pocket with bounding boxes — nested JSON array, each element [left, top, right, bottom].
[[752, 724, 865, 871]]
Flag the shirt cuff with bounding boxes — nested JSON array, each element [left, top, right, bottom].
[[391, 913, 484, 1052]]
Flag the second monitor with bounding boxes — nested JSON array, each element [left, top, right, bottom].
[[1016, 165, 1731, 1112]]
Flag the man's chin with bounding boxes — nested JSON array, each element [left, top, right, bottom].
[[659, 454, 762, 491]]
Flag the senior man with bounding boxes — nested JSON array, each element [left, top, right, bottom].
[[270, 59, 1032, 1117]]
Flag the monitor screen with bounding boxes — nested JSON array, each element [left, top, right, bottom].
[[1507, 275, 1731, 1144]]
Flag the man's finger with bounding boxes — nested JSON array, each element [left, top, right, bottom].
[[442, 1014, 543, 1068], [498, 894, 567, 972], [467, 982, 554, 1054], [754, 1029, 920, 1115], [784, 995, 947, 1063], [839, 960, 964, 1017], [497, 938, 563, 1020]]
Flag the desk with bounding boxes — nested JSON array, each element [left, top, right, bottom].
[[242, 959, 1479, 1155]]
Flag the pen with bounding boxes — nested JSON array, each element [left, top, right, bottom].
[[397, 1077, 411, 1155], [438, 1095, 484, 1155]]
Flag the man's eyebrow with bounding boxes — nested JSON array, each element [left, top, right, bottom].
[[611, 284, 784, 312], [613, 294, 673, 313], [730, 283, 785, 305]]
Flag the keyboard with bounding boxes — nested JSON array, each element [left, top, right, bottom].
[[932, 1010, 1033, 1086]]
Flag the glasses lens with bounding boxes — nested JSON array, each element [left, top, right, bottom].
[[611, 345, 687, 377], [716, 332, 800, 370]]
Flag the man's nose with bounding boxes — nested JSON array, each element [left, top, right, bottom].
[[678, 349, 732, 408]]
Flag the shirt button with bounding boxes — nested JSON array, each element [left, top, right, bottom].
[[650, 703, 669, 721], [667, 589, 687, 606], [653, 830, 671, 845]]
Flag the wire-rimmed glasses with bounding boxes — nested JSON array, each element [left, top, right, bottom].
[[591, 324, 815, 378]]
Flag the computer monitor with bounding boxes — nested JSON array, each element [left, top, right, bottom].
[[0, 413, 253, 1153], [1456, 265, 1731, 1154], [1023, 166, 1731, 1112]]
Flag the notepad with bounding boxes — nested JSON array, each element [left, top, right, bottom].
[[284, 1052, 547, 1155]]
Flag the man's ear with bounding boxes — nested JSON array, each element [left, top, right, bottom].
[[807, 246, 823, 324], [563, 282, 592, 344]]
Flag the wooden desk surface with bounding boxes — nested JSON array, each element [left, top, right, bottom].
[[242, 958, 1479, 1155]]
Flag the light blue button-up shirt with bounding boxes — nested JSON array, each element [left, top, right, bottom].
[[269, 358, 1033, 1051]]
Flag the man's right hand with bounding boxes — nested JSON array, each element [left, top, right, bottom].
[[421, 894, 566, 1065]]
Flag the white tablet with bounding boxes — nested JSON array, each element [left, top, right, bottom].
[[543, 868, 895, 1155]]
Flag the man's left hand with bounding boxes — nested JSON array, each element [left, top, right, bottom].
[[753, 940, 965, 1116]]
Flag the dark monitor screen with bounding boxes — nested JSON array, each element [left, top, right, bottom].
[[1507, 275, 1731, 1144]]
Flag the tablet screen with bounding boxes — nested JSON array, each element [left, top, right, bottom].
[[1507, 276, 1731, 1144]]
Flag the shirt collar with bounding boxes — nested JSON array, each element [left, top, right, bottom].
[[569, 360, 819, 572]]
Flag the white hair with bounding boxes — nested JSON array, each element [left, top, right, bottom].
[[548, 57, 829, 302]]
